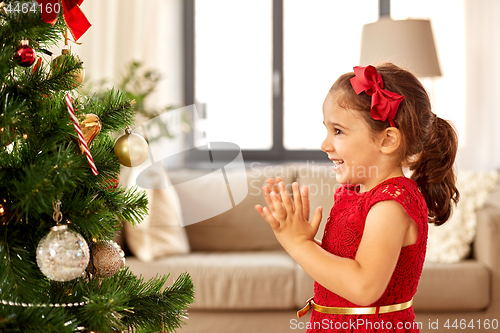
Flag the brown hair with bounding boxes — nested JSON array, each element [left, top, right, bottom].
[[330, 63, 459, 225]]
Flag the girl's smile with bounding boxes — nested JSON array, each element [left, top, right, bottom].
[[331, 159, 344, 172]]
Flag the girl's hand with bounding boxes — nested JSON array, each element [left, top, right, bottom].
[[256, 181, 323, 254], [261, 178, 323, 247], [261, 177, 311, 222]]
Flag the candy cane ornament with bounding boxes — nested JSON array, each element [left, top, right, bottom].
[[65, 94, 98, 176]]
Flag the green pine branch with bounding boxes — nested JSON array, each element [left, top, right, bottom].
[[84, 88, 138, 134], [76, 269, 195, 332], [0, 306, 78, 333], [0, 1, 194, 331], [0, 233, 48, 301]]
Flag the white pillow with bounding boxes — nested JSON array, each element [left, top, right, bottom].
[[121, 167, 190, 262], [426, 170, 499, 263]]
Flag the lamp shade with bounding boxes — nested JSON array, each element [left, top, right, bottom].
[[359, 18, 441, 77]]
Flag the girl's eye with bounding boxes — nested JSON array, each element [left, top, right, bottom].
[[334, 128, 343, 135]]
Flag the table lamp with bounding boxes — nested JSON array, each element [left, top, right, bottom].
[[359, 17, 441, 77]]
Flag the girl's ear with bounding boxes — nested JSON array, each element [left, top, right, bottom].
[[380, 127, 401, 155]]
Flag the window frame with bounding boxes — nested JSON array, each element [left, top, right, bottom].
[[183, 0, 327, 164]]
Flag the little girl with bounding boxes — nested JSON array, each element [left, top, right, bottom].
[[255, 63, 459, 332]]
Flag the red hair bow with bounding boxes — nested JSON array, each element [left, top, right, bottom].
[[350, 65, 404, 127]]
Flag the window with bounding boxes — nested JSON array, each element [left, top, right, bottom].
[[283, 0, 378, 149], [185, 0, 466, 162], [194, 0, 273, 150]]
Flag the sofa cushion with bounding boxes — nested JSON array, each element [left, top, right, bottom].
[[294, 260, 490, 312], [120, 167, 190, 262], [426, 171, 499, 263], [126, 251, 296, 310], [170, 164, 295, 251], [484, 180, 500, 211], [294, 265, 315, 308], [413, 260, 490, 311]]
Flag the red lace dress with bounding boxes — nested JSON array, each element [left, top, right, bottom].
[[307, 177, 428, 333]]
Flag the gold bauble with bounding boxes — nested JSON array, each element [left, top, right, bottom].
[[87, 241, 125, 278], [114, 128, 149, 167], [73, 66, 85, 86], [52, 49, 85, 87], [79, 114, 101, 154]]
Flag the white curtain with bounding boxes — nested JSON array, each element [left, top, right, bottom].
[[53, 0, 184, 110], [456, 0, 500, 171]]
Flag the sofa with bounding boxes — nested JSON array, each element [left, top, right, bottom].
[[121, 162, 500, 333]]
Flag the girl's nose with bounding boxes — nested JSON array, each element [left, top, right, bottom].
[[321, 138, 332, 153]]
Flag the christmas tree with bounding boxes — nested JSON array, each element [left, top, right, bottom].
[[0, 1, 194, 332]]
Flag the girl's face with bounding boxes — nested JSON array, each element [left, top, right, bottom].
[[321, 92, 386, 191]]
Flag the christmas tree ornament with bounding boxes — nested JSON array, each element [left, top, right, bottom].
[[31, 56, 43, 74], [114, 126, 149, 167], [36, 201, 90, 282], [104, 176, 120, 190], [14, 40, 37, 67], [38, 0, 91, 41], [79, 114, 101, 154], [52, 48, 85, 87], [66, 94, 98, 176], [36, 224, 90, 282], [0, 199, 11, 224], [87, 240, 125, 277]]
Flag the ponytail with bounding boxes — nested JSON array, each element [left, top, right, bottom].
[[409, 116, 459, 225]]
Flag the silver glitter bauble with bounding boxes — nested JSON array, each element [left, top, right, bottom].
[[36, 224, 90, 282]]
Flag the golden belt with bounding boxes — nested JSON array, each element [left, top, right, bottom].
[[297, 297, 413, 318]]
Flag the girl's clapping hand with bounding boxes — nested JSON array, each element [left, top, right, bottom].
[[255, 179, 323, 254], [261, 177, 311, 222]]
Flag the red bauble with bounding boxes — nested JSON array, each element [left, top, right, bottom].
[[104, 177, 119, 190], [14, 41, 37, 67]]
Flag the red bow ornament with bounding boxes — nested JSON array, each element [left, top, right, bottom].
[[350, 65, 404, 127], [36, 0, 91, 41]]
